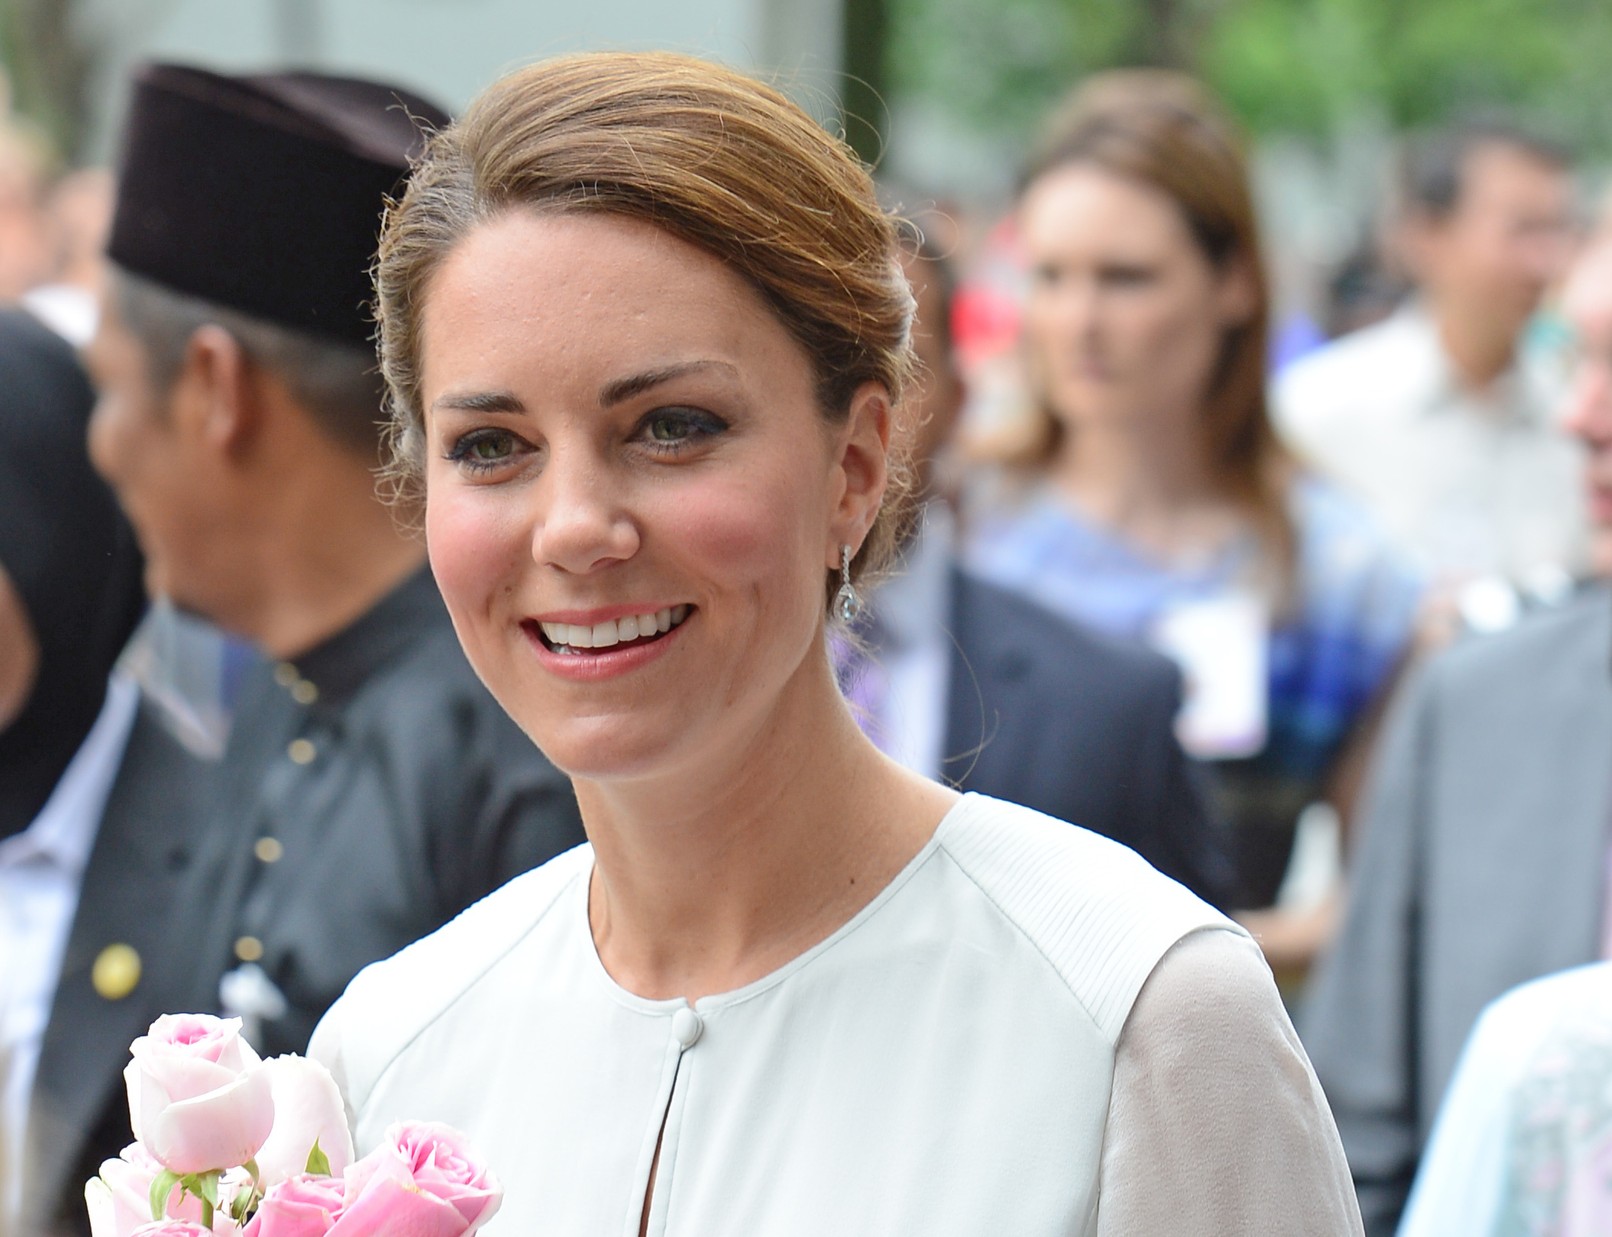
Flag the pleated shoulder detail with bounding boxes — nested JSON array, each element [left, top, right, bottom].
[[936, 794, 1238, 1045]]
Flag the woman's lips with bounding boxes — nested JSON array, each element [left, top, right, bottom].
[[520, 606, 692, 682], [533, 604, 690, 653]]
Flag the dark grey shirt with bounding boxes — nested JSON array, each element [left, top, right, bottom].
[[193, 566, 584, 1055]]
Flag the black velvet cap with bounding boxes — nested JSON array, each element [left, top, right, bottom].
[[107, 63, 451, 348]]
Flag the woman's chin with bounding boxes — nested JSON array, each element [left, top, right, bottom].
[[522, 717, 688, 787]]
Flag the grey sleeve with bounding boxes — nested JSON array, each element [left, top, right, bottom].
[[1100, 930, 1363, 1235]]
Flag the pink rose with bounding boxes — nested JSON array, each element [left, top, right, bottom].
[[252, 1056, 355, 1186], [127, 1224, 217, 1236], [87, 1143, 170, 1237], [86, 1143, 239, 1237], [125, 1014, 275, 1175], [240, 1173, 347, 1237], [332, 1122, 502, 1236]]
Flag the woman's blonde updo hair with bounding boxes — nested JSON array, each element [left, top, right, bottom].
[[374, 51, 917, 598]]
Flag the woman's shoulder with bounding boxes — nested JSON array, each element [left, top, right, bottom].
[[310, 843, 593, 1105], [933, 794, 1242, 1045], [962, 475, 1112, 556], [1286, 473, 1423, 615], [1287, 472, 1408, 569]]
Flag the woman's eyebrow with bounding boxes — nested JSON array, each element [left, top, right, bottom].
[[430, 389, 525, 415], [599, 360, 738, 407]]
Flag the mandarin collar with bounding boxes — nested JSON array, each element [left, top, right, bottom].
[[272, 566, 447, 708]]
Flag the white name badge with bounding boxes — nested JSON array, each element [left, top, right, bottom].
[[1150, 592, 1269, 760]]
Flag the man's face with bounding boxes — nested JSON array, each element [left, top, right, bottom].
[[1412, 143, 1577, 335], [83, 288, 218, 611], [1559, 242, 1612, 573]]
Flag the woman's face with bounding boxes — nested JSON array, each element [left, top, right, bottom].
[[1018, 163, 1249, 435], [418, 210, 883, 782]]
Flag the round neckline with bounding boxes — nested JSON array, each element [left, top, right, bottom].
[[573, 793, 977, 1017], [1029, 484, 1256, 584]]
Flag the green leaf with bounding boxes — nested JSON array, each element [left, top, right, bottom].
[[149, 1169, 181, 1221], [183, 1170, 221, 1210], [305, 1138, 332, 1177]]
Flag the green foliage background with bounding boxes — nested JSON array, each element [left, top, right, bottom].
[[885, 0, 1612, 154]]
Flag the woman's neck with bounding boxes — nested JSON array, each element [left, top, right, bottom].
[[578, 657, 954, 1003], [1047, 414, 1239, 563]]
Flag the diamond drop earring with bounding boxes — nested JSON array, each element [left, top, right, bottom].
[[834, 543, 862, 623]]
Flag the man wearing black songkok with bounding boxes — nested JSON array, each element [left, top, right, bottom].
[[20, 65, 584, 1234]]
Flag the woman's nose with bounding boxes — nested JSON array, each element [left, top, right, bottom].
[[529, 449, 640, 574], [1031, 278, 1098, 343]]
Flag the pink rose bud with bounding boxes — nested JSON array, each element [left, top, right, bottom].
[[86, 1142, 234, 1237], [240, 1173, 348, 1237], [331, 1122, 502, 1236], [87, 1143, 170, 1237], [251, 1056, 355, 1186], [124, 1014, 276, 1175]]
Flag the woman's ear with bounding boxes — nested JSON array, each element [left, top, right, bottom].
[[1215, 254, 1260, 329], [825, 380, 892, 567]]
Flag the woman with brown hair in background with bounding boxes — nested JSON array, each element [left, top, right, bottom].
[[313, 51, 1361, 1233], [964, 72, 1421, 935]]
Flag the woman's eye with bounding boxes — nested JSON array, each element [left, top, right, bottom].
[[445, 428, 523, 473], [1102, 265, 1156, 288], [637, 408, 727, 451], [1030, 262, 1064, 288]]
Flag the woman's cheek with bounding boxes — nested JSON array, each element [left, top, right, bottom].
[[671, 488, 773, 572], [425, 489, 525, 630], [666, 473, 816, 602]]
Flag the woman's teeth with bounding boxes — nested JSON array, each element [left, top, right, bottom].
[[539, 605, 689, 651]]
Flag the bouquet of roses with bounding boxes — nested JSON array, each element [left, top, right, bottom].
[[85, 1013, 501, 1236]]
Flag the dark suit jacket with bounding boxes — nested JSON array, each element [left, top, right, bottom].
[[22, 702, 214, 1236], [1301, 588, 1612, 1236], [939, 568, 1233, 908]]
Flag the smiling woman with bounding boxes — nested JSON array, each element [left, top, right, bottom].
[[310, 51, 1363, 1235]]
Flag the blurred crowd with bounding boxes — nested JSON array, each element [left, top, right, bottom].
[[1, 47, 1610, 1237]]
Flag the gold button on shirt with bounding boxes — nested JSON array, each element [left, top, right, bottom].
[[91, 943, 142, 1001]]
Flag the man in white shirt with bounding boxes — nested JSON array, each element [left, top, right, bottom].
[[1274, 118, 1584, 598]]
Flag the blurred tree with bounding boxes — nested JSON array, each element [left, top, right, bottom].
[[0, 0, 92, 159], [842, 0, 890, 166], [884, 0, 1612, 155]]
